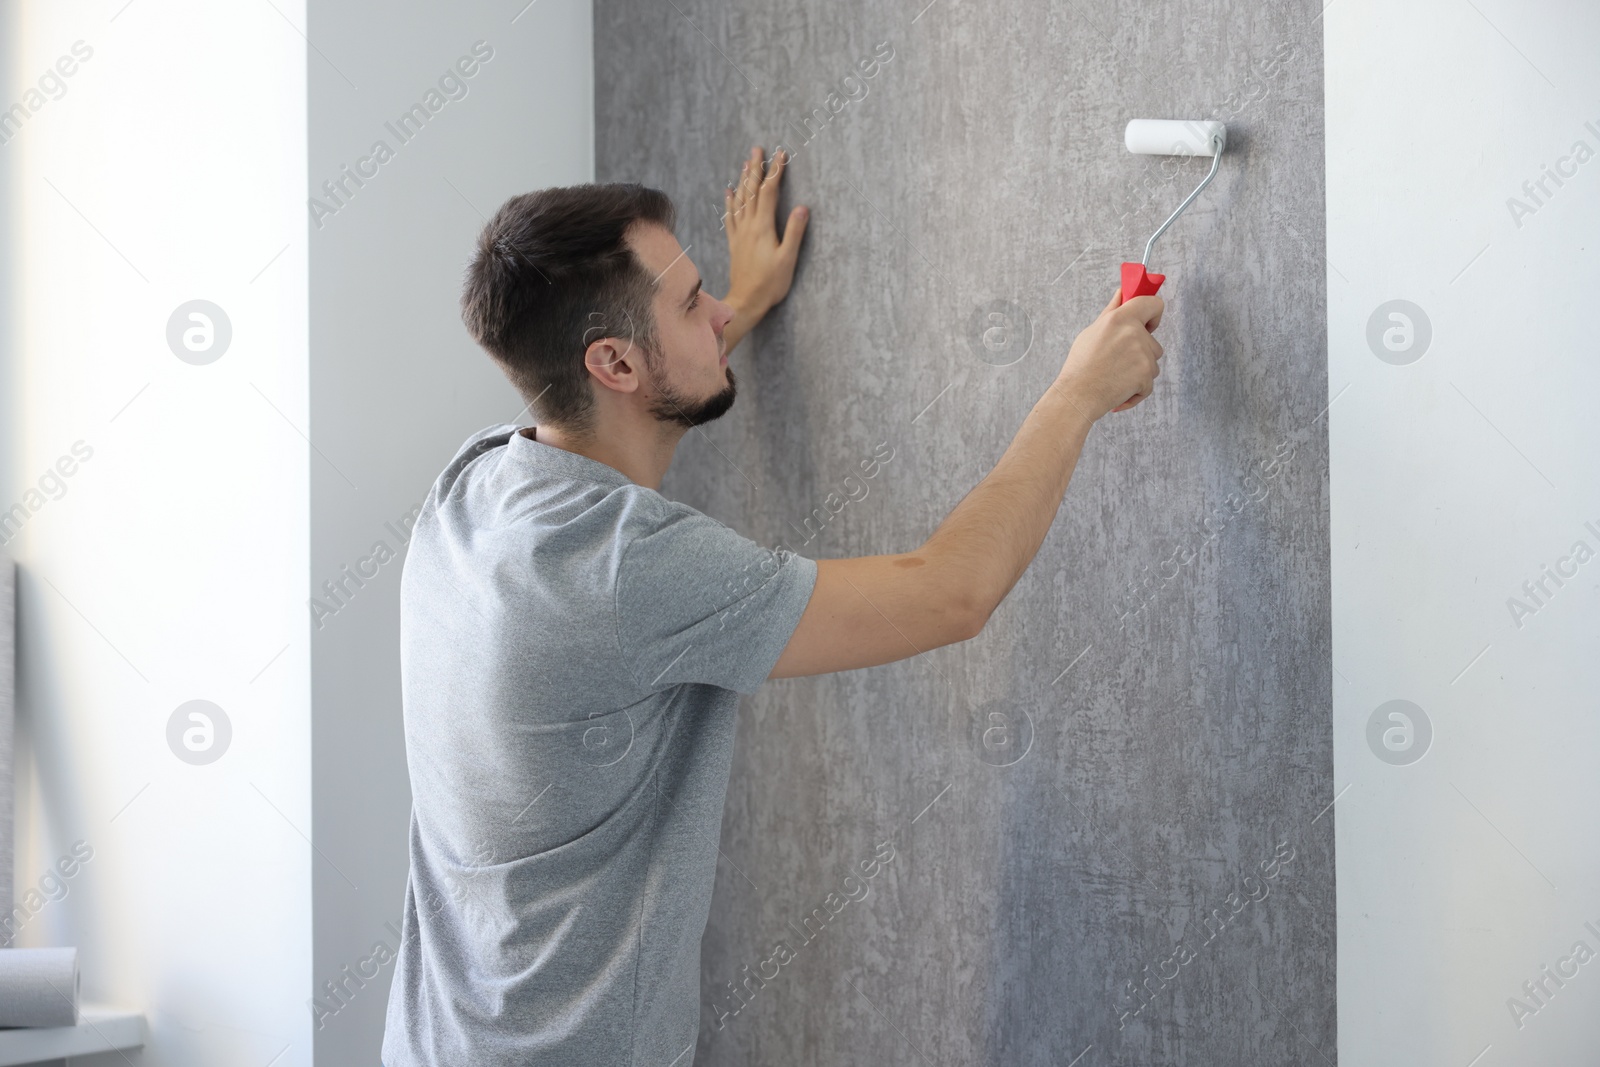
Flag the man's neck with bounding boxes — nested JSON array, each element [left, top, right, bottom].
[[521, 421, 684, 491]]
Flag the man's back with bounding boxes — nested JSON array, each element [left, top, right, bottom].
[[380, 424, 816, 1066]]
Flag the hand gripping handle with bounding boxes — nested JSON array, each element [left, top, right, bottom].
[[1108, 263, 1164, 412]]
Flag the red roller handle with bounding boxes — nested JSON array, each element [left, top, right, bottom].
[[1119, 262, 1165, 303]]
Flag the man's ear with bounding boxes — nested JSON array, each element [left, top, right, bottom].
[[583, 337, 643, 396]]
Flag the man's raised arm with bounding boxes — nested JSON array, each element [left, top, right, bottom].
[[770, 291, 1165, 678]]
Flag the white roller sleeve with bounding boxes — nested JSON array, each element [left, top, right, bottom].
[[1124, 119, 1226, 156], [0, 947, 80, 1027]]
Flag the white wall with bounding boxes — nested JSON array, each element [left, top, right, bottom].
[[1328, 1, 1600, 1062], [2, 1, 593, 1064], [2, 1, 312, 1064]]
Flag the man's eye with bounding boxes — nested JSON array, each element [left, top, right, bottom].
[[687, 294, 700, 311]]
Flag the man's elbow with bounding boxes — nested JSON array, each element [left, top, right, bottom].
[[950, 593, 991, 644], [918, 552, 992, 644]]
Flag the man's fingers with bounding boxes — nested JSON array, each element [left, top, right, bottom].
[[779, 203, 809, 255], [1104, 288, 1123, 315], [740, 146, 763, 211], [727, 146, 771, 229], [726, 164, 753, 230], [1122, 293, 1164, 331], [758, 148, 786, 214], [1120, 374, 1155, 410], [1111, 392, 1145, 412]]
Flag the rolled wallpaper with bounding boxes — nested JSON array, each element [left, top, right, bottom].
[[0, 946, 79, 1027]]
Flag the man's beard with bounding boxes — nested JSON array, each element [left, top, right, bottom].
[[644, 352, 738, 428]]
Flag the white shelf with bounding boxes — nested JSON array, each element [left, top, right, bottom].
[[0, 1007, 144, 1066]]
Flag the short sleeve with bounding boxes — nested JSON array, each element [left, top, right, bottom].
[[615, 508, 817, 695]]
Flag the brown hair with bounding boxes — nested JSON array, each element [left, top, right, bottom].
[[461, 183, 677, 434]]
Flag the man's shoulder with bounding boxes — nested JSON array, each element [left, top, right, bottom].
[[426, 423, 520, 500], [424, 423, 753, 551]]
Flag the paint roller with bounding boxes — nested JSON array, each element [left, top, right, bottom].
[[1119, 119, 1227, 301]]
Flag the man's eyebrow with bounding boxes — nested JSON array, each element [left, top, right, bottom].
[[682, 275, 702, 310]]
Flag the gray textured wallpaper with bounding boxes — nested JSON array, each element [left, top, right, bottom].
[[597, 3, 1332, 1063]]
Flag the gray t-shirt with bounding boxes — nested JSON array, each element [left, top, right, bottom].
[[381, 424, 817, 1066]]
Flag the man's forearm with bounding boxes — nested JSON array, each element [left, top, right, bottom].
[[720, 292, 768, 355], [919, 377, 1100, 625]]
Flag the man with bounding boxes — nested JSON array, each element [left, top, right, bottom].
[[380, 146, 1163, 1066]]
